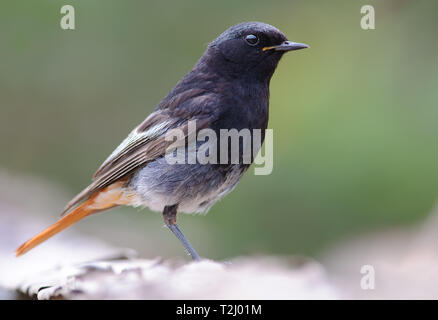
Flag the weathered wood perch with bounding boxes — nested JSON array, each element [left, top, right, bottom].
[[14, 255, 337, 300]]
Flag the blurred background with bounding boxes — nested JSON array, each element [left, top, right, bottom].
[[1, 0, 438, 287]]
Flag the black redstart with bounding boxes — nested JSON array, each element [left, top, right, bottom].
[[16, 22, 308, 260]]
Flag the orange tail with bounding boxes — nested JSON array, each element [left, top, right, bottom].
[[15, 181, 128, 257]]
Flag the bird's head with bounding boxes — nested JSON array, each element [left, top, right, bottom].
[[203, 22, 309, 82]]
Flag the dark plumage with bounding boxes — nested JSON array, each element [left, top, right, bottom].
[[16, 22, 308, 259]]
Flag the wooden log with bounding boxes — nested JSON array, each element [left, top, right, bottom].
[[15, 256, 337, 300]]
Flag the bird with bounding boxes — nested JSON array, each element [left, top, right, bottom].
[[15, 22, 308, 260]]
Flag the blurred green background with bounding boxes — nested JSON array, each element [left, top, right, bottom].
[[1, 0, 438, 260]]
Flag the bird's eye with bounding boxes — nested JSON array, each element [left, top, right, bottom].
[[245, 34, 259, 46]]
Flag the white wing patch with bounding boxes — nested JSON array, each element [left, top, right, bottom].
[[99, 120, 172, 174]]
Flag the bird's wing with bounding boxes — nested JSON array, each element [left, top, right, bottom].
[[61, 92, 215, 215], [93, 110, 175, 179]]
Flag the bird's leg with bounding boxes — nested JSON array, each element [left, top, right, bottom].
[[163, 204, 201, 261]]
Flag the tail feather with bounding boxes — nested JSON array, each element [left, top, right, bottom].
[[15, 197, 98, 257], [15, 180, 128, 257]]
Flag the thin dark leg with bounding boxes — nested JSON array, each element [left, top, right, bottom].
[[163, 205, 201, 261]]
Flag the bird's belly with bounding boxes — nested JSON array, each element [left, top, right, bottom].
[[127, 156, 247, 214]]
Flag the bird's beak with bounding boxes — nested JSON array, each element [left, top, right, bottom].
[[263, 41, 310, 52]]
